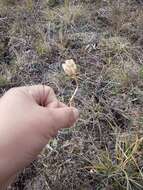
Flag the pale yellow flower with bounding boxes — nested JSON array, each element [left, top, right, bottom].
[[62, 59, 77, 77]]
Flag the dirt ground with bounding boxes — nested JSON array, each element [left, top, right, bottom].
[[0, 0, 143, 189]]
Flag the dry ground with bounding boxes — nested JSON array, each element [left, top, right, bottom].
[[0, 0, 143, 189]]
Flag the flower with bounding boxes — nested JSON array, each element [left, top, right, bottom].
[[62, 59, 77, 77]]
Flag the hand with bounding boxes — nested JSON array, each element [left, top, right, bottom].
[[0, 85, 79, 186]]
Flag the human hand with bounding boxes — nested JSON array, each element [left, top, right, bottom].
[[0, 85, 79, 186]]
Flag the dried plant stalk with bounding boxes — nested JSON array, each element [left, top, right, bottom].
[[62, 59, 78, 106], [69, 76, 78, 106]]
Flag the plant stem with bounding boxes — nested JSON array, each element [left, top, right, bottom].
[[65, 0, 69, 7], [69, 76, 78, 107]]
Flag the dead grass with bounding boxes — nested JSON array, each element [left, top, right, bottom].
[[0, 0, 143, 189]]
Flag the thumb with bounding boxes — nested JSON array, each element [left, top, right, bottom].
[[49, 107, 79, 130], [37, 106, 79, 138]]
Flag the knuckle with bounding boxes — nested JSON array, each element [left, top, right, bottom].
[[2, 87, 19, 101], [6, 87, 18, 96], [48, 86, 55, 94]]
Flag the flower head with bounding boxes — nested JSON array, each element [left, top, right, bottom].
[[62, 59, 77, 77]]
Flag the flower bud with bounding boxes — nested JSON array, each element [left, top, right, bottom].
[[62, 59, 77, 77]]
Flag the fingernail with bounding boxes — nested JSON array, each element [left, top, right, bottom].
[[72, 108, 79, 120]]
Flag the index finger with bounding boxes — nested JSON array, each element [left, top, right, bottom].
[[24, 85, 58, 107]]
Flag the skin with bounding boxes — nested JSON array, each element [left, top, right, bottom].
[[0, 85, 79, 188]]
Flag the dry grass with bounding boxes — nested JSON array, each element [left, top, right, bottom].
[[0, 0, 143, 189]]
